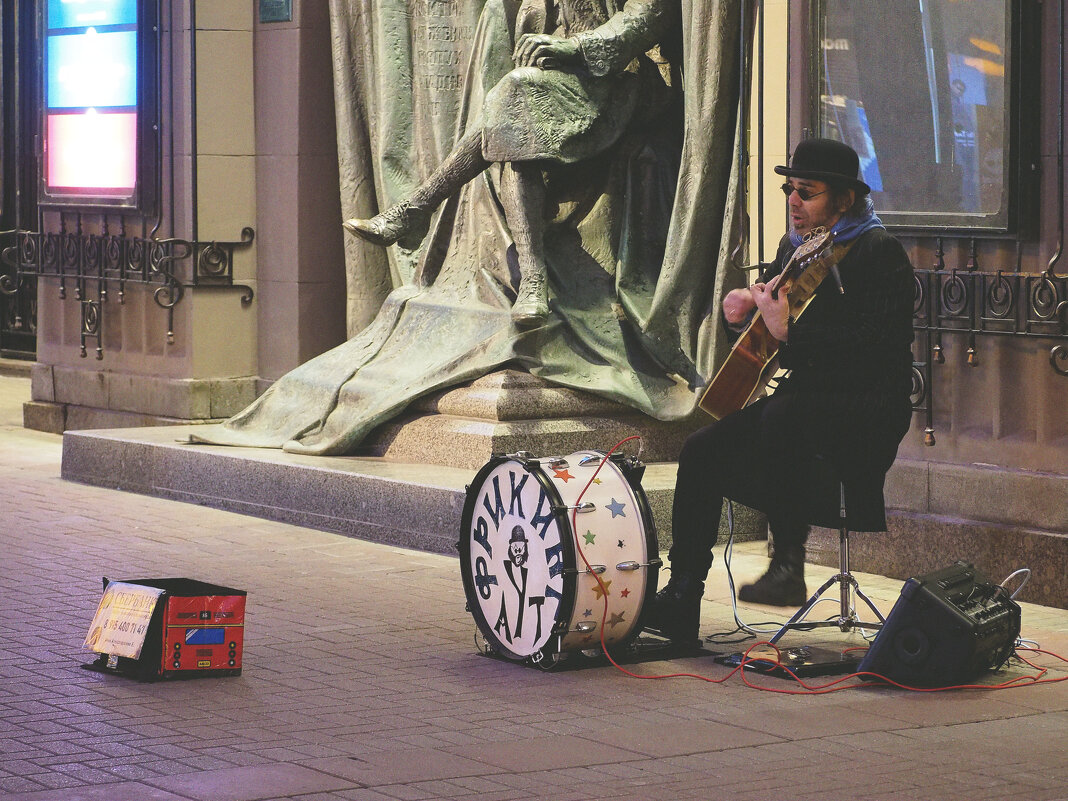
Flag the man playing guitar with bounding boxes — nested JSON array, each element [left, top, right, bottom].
[[648, 138, 915, 645]]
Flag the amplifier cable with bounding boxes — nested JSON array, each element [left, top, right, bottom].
[[569, 435, 1068, 695]]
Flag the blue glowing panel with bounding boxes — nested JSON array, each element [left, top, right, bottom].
[[48, 0, 138, 30], [185, 628, 227, 645], [47, 30, 137, 109]]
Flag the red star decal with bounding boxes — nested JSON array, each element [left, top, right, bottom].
[[553, 468, 575, 482], [620, 588, 631, 598]]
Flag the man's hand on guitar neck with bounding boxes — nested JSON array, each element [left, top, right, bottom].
[[751, 273, 791, 342]]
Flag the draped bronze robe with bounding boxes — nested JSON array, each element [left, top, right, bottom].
[[195, 0, 747, 455]]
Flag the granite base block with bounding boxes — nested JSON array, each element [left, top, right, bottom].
[[806, 512, 1068, 610], [358, 369, 706, 470], [60, 426, 696, 557], [23, 401, 66, 435], [360, 410, 701, 472]]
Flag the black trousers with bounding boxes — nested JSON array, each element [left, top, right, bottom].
[[669, 388, 908, 582]]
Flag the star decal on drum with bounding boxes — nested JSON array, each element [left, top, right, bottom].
[[606, 498, 626, 518], [608, 612, 626, 628], [592, 477, 602, 484], [618, 539, 625, 548], [620, 587, 631, 598], [583, 608, 593, 617], [553, 468, 574, 482], [583, 530, 596, 545], [592, 579, 612, 599]]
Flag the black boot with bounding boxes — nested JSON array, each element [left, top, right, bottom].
[[645, 571, 704, 646], [737, 545, 807, 607]]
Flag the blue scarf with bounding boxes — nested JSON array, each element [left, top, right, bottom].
[[789, 196, 884, 249]]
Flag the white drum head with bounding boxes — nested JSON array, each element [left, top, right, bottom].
[[460, 451, 659, 664], [460, 456, 573, 661]]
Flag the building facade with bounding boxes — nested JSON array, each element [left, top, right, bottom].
[[1, 0, 345, 429], [2, 1, 1065, 602]]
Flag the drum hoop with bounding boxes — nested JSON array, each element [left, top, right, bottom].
[[562, 452, 661, 653], [458, 455, 577, 662], [612, 456, 662, 637], [612, 455, 660, 563]]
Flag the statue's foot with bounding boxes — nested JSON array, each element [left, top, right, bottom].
[[343, 202, 431, 249], [512, 271, 548, 326]]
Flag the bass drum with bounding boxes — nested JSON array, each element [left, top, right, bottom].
[[459, 450, 660, 666]]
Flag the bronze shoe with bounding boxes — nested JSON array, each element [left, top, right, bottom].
[[511, 271, 549, 326], [342, 202, 431, 250]]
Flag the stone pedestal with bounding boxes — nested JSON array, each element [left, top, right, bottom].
[[59, 368, 769, 562], [349, 369, 769, 546], [358, 369, 705, 470]]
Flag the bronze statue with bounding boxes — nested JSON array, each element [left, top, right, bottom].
[[344, 0, 678, 326], [194, 1, 745, 457]]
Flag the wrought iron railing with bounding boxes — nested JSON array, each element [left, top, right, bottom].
[[0, 225, 254, 359], [0, 252, 35, 359], [909, 237, 1068, 444]]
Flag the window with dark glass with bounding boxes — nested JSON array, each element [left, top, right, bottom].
[[812, 0, 1035, 234]]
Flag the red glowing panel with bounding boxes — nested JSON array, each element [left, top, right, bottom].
[[47, 111, 137, 192]]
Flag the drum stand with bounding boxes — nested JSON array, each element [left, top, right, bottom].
[[719, 481, 887, 677], [768, 481, 885, 647]]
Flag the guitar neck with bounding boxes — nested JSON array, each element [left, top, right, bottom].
[[784, 258, 832, 318]]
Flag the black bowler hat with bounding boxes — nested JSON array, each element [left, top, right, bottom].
[[775, 137, 871, 195]]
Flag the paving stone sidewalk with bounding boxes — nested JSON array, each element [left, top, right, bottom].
[[1, 373, 1067, 801]]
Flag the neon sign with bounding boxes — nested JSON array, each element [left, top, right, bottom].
[[43, 0, 140, 199]]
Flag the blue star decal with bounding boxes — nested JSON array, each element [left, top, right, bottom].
[[583, 608, 593, 617], [606, 498, 626, 518]]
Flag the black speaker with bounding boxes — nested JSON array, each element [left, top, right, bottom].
[[859, 561, 1021, 687]]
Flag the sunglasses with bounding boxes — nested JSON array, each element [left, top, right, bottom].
[[780, 182, 827, 201]]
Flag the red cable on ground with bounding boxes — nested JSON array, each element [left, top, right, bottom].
[[569, 436, 1068, 694], [569, 435, 742, 685]]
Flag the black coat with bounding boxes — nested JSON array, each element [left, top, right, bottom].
[[746, 228, 916, 530]]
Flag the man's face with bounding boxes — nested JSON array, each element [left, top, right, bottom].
[[784, 179, 849, 236], [509, 539, 528, 566]]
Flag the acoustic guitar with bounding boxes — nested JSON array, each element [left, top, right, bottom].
[[698, 228, 850, 420]]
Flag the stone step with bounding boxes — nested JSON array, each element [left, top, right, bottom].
[[59, 425, 701, 556], [61, 426, 1068, 609]]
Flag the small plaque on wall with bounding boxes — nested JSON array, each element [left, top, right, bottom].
[[259, 0, 292, 23]]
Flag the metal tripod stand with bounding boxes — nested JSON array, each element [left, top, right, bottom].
[[768, 480, 885, 646]]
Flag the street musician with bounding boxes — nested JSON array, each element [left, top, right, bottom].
[[648, 138, 915, 644]]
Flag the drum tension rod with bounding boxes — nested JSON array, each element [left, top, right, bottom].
[[616, 559, 663, 571], [562, 565, 606, 576], [564, 558, 664, 577], [562, 502, 596, 513]]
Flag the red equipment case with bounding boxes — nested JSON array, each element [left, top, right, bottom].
[[86, 577, 246, 681]]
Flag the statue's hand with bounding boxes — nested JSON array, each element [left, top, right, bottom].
[[513, 34, 581, 69]]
